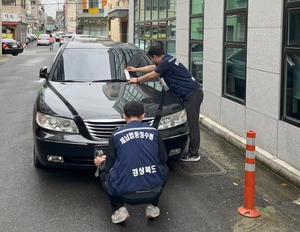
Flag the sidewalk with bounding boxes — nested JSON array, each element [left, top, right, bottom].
[[197, 121, 300, 231], [200, 114, 300, 189], [0, 55, 11, 65]]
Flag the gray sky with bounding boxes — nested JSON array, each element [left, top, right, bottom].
[[41, 0, 63, 19]]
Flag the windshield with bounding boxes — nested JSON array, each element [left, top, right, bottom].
[[51, 48, 151, 82], [51, 49, 111, 81]]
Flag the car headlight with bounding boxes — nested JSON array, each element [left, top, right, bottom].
[[158, 109, 187, 130], [36, 112, 79, 133]]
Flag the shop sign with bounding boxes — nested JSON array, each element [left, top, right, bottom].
[[79, 18, 107, 26], [1, 13, 22, 22]]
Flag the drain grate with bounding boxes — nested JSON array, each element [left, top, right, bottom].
[[169, 152, 226, 176]]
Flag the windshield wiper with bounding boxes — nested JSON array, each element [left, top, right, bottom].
[[92, 79, 128, 82], [55, 80, 84, 82]]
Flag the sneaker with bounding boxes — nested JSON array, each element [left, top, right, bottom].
[[179, 152, 201, 162], [146, 204, 160, 218], [111, 206, 130, 224]]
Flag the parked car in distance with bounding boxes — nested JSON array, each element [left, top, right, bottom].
[[54, 31, 64, 42], [33, 40, 189, 169], [59, 34, 73, 47], [26, 34, 34, 43], [2, 37, 24, 56], [37, 34, 50, 46], [27, 33, 37, 41]]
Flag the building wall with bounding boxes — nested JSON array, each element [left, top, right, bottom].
[[176, 0, 190, 67], [110, 18, 120, 40], [129, 0, 300, 173], [2, 4, 27, 43], [107, 0, 128, 42]]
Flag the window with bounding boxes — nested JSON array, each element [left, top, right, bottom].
[[134, 0, 176, 56], [223, 0, 248, 103], [2, 0, 16, 6], [134, 0, 139, 21], [282, 0, 300, 126], [189, 0, 204, 84], [89, 0, 98, 8]]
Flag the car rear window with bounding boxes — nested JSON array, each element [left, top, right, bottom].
[[39, 35, 49, 38], [2, 38, 16, 42]]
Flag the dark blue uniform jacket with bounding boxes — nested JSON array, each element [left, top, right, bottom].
[[155, 54, 201, 99], [104, 121, 167, 197]]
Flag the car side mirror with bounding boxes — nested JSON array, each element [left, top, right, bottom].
[[39, 66, 48, 78]]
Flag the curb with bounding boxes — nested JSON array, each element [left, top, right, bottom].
[[0, 56, 11, 65], [199, 114, 300, 188]]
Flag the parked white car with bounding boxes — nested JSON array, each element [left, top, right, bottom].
[[37, 34, 50, 46]]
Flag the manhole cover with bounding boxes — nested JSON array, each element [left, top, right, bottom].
[[169, 152, 226, 176]]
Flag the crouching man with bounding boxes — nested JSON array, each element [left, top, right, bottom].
[[94, 101, 168, 224]]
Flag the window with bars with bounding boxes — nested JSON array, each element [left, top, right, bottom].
[[134, 0, 176, 55]]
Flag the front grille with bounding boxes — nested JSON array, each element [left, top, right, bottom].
[[84, 118, 155, 140]]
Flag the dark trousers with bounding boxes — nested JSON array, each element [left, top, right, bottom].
[[183, 88, 204, 156], [100, 170, 166, 213]]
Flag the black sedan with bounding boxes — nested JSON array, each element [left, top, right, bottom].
[[2, 37, 24, 56], [33, 39, 189, 169]]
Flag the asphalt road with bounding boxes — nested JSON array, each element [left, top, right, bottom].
[[0, 42, 299, 232]]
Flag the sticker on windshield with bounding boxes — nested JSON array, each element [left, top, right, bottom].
[[124, 69, 130, 80]]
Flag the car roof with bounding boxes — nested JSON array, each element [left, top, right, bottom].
[[71, 35, 113, 42], [2, 38, 16, 42], [65, 40, 141, 50]]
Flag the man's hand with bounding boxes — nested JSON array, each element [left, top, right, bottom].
[[129, 77, 139, 83], [94, 156, 105, 166], [127, 66, 137, 72]]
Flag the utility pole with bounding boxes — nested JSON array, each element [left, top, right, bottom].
[[0, 0, 2, 57], [57, 1, 60, 31], [63, 4, 66, 34]]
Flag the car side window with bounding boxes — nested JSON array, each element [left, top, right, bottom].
[[52, 56, 65, 81], [109, 48, 151, 79]]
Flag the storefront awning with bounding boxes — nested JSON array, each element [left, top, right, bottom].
[[2, 21, 19, 26], [107, 7, 128, 19]]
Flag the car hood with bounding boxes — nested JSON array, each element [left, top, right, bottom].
[[39, 81, 177, 120]]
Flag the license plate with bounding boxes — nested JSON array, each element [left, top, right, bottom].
[[12, 45, 17, 48], [94, 145, 106, 158]]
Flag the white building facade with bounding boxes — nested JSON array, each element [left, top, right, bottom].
[[129, 0, 300, 187]]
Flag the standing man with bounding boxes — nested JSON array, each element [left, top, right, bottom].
[[127, 44, 204, 162], [94, 101, 168, 224]]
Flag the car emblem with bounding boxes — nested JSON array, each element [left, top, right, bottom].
[[114, 126, 120, 131]]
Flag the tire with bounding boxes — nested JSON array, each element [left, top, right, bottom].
[[12, 54, 18, 56], [33, 145, 44, 168]]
